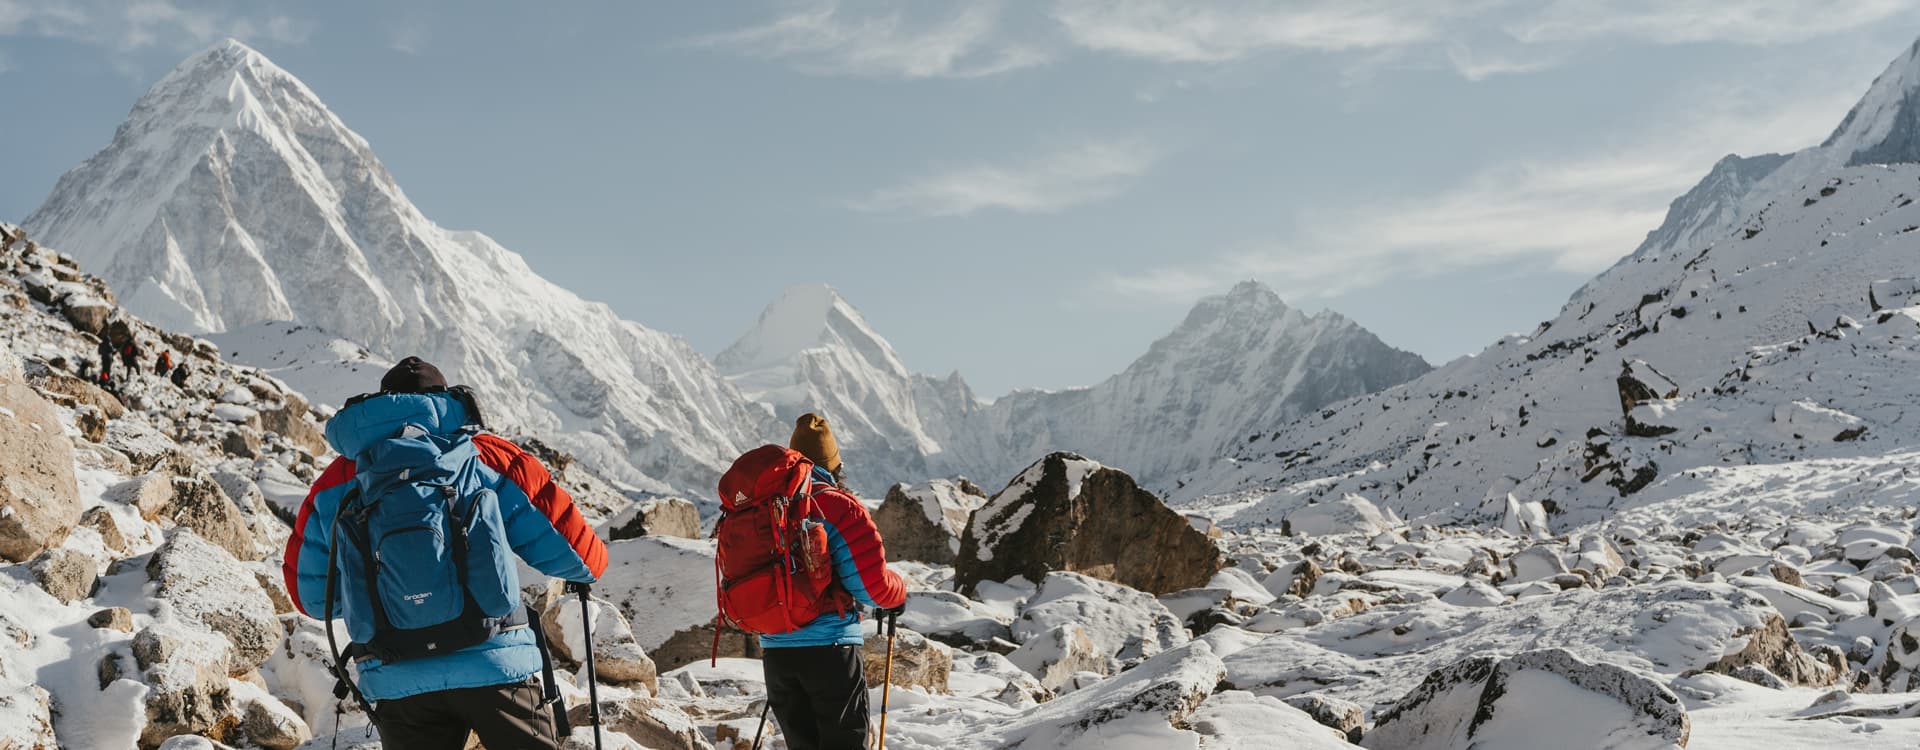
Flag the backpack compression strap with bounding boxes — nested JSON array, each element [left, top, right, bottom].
[[322, 489, 378, 719]]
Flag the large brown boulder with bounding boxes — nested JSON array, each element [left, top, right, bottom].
[[28, 369, 126, 418], [0, 349, 82, 562], [163, 475, 261, 560], [954, 453, 1222, 596], [873, 479, 983, 564]]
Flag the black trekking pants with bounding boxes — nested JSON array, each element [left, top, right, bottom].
[[373, 677, 559, 749], [763, 644, 870, 750]]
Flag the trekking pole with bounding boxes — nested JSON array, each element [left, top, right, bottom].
[[878, 607, 898, 750], [568, 581, 604, 750], [750, 701, 770, 750]]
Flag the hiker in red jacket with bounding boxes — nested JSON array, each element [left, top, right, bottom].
[[718, 414, 906, 750]]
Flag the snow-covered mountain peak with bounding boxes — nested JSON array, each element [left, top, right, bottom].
[[1823, 36, 1920, 166], [27, 42, 774, 494], [715, 283, 906, 378]]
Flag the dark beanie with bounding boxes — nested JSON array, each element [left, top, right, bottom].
[[381, 356, 448, 393], [789, 413, 842, 473]]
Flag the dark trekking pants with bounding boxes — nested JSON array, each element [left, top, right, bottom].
[[373, 677, 559, 749], [763, 644, 870, 750]]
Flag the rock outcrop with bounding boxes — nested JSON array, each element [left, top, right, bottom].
[[955, 454, 1222, 596], [146, 530, 279, 674], [0, 347, 82, 562]]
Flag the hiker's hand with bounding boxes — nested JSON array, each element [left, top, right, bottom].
[[878, 604, 906, 622], [564, 580, 592, 596]]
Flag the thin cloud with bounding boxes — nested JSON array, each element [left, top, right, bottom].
[[1508, 0, 1918, 46], [0, 0, 310, 54], [1051, 0, 1448, 63], [686, 1, 1049, 79], [1099, 77, 1862, 304], [1445, 42, 1561, 82], [853, 140, 1159, 217]]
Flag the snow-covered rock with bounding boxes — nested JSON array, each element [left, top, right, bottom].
[[1284, 494, 1397, 537], [1365, 648, 1689, 750], [1011, 572, 1189, 675], [592, 536, 758, 671], [873, 479, 984, 564], [146, 529, 279, 674], [984, 640, 1226, 749]]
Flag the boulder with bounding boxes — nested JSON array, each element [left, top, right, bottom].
[[955, 453, 1222, 596], [1285, 493, 1397, 537], [1011, 572, 1189, 673], [1617, 359, 1680, 414], [133, 622, 239, 749], [900, 590, 1012, 648], [0, 349, 82, 562], [1700, 614, 1836, 688], [605, 497, 701, 541], [147, 530, 279, 674], [29, 370, 126, 418], [1365, 648, 1690, 750], [566, 696, 713, 750], [1190, 691, 1356, 749], [61, 299, 112, 335], [873, 479, 982, 564], [164, 475, 261, 560], [239, 693, 312, 750], [540, 580, 658, 693], [1008, 623, 1107, 692], [90, 607, 135, 632], [984, 640, 1225, 748], [256, 393, 327, 456], [1263, 558, 1323, 599], [107, 473, 174, 520], [221, 430, 260, 459], [1284, 693, 1367, 743], [861, 626, 951, 693], [32, 546, 99, 603]]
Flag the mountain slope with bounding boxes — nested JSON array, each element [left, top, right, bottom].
[[25, 40, 775, 492], [1179, 37, 1920, 530]]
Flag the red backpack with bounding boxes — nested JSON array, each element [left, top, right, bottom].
[[712, 446, 852, 644]]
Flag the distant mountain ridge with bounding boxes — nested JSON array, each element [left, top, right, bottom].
[[720, 281, 1433, 493]]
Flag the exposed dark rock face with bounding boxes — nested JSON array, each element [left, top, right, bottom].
[[954, 454, 1222, 597]]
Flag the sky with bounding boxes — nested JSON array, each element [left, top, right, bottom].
[[4, 1, 1920, 396]]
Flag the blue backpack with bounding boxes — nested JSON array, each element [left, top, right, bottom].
[[323, 422, 523, 661], [319, 391, 570, 733]]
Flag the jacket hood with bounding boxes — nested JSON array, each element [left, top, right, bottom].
[[325, 392, 473, 459]]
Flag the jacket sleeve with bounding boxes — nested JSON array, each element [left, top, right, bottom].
[[473, 434, 609, 583], [282, 457, 358, 618], [816, 488, 907, 609]]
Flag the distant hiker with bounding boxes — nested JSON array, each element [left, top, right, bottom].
[[282, 356, 608, 749], [169, 364, 190, 390], [153, 350, 172, 376], [715, 413, 906, 750], [119, 339, 138, 374], [97, 339, 113, 378]]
